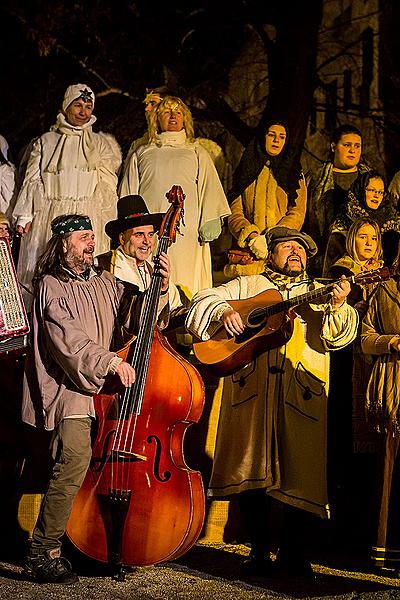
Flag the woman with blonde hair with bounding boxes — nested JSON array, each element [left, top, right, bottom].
[[328, 218, 384, 547], [331, 217, 383, 285], [361, 238, 400, 573], [119, 95, 230, 303]]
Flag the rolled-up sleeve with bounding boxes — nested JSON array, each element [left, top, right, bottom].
[[320, 301, 359, 350]]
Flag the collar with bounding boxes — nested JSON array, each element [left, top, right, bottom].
[[52, 111, 97, 132], [156, 129, 187, 147], [61, 266, 95, 281], [263, 266, 312, 291]]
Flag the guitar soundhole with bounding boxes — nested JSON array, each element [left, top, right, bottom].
[[247, 310, 266, 327]]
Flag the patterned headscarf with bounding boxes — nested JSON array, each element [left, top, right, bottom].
[[51, 215, 93, 236]]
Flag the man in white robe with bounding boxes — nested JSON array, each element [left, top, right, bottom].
[[186, 226, 358, 576], [0, 134, 16, 217]]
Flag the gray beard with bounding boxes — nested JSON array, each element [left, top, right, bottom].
[[65, 251, 93, 274]]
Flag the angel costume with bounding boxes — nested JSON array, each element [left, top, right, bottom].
[[0, 134, 16, 217], [119, 129, 230, 301], [13, 97, 121, 307]]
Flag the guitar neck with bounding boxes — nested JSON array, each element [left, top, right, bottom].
[[267, 281, 335, 316], [264, 266, 390, 317]]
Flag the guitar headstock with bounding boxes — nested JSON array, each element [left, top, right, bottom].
[[159, 185, 186, 245], [354, 266, 392, 285]]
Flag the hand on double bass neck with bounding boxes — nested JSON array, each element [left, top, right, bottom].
[[115, 361, 136, 387], [152, 251, 171, 292], [223, 307, 245, 337]]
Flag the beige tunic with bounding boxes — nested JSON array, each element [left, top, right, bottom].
[[186, 274, 358, 516], [22, 270, 168, 431]]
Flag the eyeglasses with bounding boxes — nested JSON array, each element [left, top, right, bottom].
[[365, 188, 384, 196]]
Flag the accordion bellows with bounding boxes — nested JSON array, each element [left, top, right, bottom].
[[0, 238, 29, 354]]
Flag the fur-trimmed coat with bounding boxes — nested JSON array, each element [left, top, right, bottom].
[[225, 165, 307, 278]]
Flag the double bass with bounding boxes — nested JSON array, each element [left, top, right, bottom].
[[66, 186, 205, 579]]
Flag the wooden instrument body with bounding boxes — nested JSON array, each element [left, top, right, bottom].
[[66, 186, 207, 570], [193, 268, 392, 377], [193, 289, 294, 377], [66, 329, 205, 566]]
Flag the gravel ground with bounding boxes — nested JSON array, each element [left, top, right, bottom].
[[1, 541, 400, 600]]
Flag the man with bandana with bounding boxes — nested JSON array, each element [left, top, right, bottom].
[[12, 83, 121, 309], [22, 213, 171, 584], [186, 226, 358, 577]]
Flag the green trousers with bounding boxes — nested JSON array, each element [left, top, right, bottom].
[[30, 417, 92, 555]]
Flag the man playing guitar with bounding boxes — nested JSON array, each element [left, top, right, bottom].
[[186, 226, 359, 578]]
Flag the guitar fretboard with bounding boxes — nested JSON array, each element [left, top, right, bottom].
[[250, 267, 390, 322]]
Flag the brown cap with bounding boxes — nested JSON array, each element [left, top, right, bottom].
[[266, 227, 318, 257]]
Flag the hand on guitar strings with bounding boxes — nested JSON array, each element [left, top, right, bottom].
[[331, 275, 351, 307], [222, 307, 245, 337], [115, 361, 136, 387]]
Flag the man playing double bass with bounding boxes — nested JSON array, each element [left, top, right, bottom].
[[186, 226, 358, 577], [22, 213, 172, 584]]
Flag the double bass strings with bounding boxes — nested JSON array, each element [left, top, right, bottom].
[[109, 233, 169, 493]]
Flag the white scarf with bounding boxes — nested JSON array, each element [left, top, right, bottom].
[[155, 129, 188, 148], [45, 112, 100, 173]]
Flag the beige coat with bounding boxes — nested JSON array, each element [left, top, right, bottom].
[[361, 278, 400, 552], [186, 274, 358, 517], [361, 279, 400, 433], [225, 166, 307, 277]]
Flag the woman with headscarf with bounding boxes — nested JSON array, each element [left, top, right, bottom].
[[224, 120, 307, 278], [12, 84, 121, 308], [323, 170, 400, 275]]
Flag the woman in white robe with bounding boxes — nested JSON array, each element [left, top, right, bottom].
[[119, 95, 230, 302], [0, 134, 16, 217]]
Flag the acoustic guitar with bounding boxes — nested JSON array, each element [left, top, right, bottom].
[[193, 267, 391, 377]]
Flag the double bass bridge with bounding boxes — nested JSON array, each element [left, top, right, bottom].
[[90, 448, 146, 472], [115, 449, 147, 462]]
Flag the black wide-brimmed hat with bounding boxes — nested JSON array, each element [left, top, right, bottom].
[[105, 195, 164, 239]]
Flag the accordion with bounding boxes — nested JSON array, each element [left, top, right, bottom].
[[0, 237, 29, 355]]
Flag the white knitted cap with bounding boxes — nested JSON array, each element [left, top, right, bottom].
[[62, 84, 95, 112]]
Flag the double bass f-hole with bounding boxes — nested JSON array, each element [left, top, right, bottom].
[[147, 435, 171, 482]]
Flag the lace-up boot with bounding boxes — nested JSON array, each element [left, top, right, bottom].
[[25, 548, 79, 584]]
